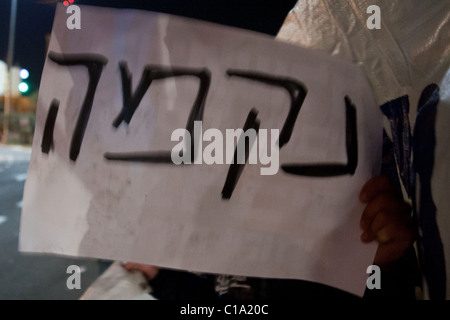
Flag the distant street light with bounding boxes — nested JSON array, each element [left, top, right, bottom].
[[19, 68, 29, 80]]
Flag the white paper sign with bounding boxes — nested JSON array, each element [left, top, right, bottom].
[[20, 4, 381, 296]]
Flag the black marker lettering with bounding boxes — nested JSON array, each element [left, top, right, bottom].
[[41, 99, 60, 154], [48, 52, 108, 161], [107, 64, 211, 163], [104, 151, 172, 163], [222, 108, 260, 200], [226, 70, 307, 147], [112, 61, 150, 128], [281, 95, 358, 176]]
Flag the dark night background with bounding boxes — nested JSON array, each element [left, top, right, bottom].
[[0, 0, 297, 95]]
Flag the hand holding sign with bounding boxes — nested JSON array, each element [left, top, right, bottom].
[[360, 176, 415, 268]]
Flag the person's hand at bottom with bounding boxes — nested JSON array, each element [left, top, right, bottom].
[[359, 176, 415, 269], [123, 262, 159, 281]]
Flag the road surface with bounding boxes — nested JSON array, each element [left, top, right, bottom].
[[0, 144, 110, 299]]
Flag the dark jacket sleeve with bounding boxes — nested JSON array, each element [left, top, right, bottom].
[[363, 246, 419, 300], [148, 269, 217, 300]]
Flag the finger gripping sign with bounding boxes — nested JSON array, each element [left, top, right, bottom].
[[20, 4, 381, 297]]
